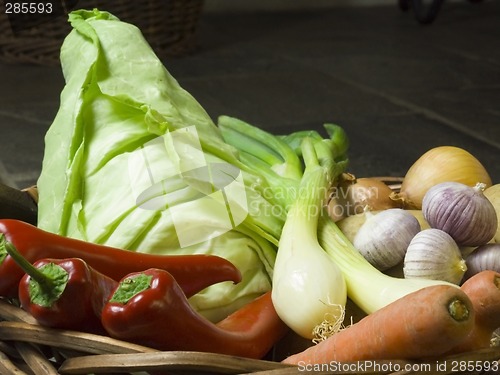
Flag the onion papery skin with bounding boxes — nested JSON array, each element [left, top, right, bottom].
[[422, 182, 498, 247], [403, 228, 467, 285], [464, 243, 500, 280], [394, 146, 492, 209], [328, 175, 402, 221]]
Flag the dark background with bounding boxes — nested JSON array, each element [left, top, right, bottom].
[[1, 0, 499, 190]]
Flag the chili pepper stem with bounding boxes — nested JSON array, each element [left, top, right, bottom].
[[109, 274, 153, 304], [1, 235, 56, 290], [0, 234, 6, 265], [1, 234, 69, 308]]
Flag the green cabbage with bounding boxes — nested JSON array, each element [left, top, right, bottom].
[[36, 9, 279, 321]]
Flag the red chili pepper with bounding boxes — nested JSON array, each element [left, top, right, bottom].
[[0, 219, 241, 299], [101, 269, 289, 359], [5, 240, 118, 333]]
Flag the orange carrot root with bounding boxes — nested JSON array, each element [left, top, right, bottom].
[[451, 270, 500, 353], [282, 285, 474, 365]]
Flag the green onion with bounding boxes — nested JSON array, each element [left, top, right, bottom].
[[271, 137, 346, 339]]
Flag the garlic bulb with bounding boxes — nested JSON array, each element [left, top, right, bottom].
[[403, 228, 467, 285], [464, 243, 500, 280], [422, 181, 498, 247], [392, 146, 492, 209], [353, 209, 421, 271], [337, 209, 429, 243], [484, 184, 500, 243]]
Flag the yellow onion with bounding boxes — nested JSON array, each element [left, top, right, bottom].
[[391, 146, 492, 209], [327, 173, 402, 221], [484, 184, 500, 243]]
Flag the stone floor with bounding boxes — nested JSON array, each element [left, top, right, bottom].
[[0, 0, 499, 190]]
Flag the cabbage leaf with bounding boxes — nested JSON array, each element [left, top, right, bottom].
[[37, 9, 278, 321]]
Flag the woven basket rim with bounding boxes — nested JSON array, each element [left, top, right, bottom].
[[0, 0, 204, 65]]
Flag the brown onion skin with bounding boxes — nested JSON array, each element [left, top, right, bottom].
[[464, 244, 500, 281], [395, 146, 492, 210], [422, 182, 498, 247], [328, 176, 402, 221]]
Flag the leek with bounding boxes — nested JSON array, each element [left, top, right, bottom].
[[271, 137, 346, 339], [219, 117, 350, 338], [218, 115, 303, 209]]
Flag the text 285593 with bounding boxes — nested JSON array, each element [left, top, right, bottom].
[[4, 2, 53, 14]]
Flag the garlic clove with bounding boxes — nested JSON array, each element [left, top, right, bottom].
[[336, 212, 369, 243], [422, 181, 498, 247], [353, 209, 421, 271], [403, 228, 467, 285], [464, 243, 500, 280], [337, 209, 429, 243]]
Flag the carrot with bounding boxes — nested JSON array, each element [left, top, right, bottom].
[[450, 270, 500, 353], [282, 285, 474, 365]]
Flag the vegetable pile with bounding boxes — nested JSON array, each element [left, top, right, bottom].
[[1, 8, 499, 368], [329, 145, 500, 358]]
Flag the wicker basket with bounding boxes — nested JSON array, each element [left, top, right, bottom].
[[1, 178, 500, 374], [0, 0, 204, 66], [1, 294, 500, 374]]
